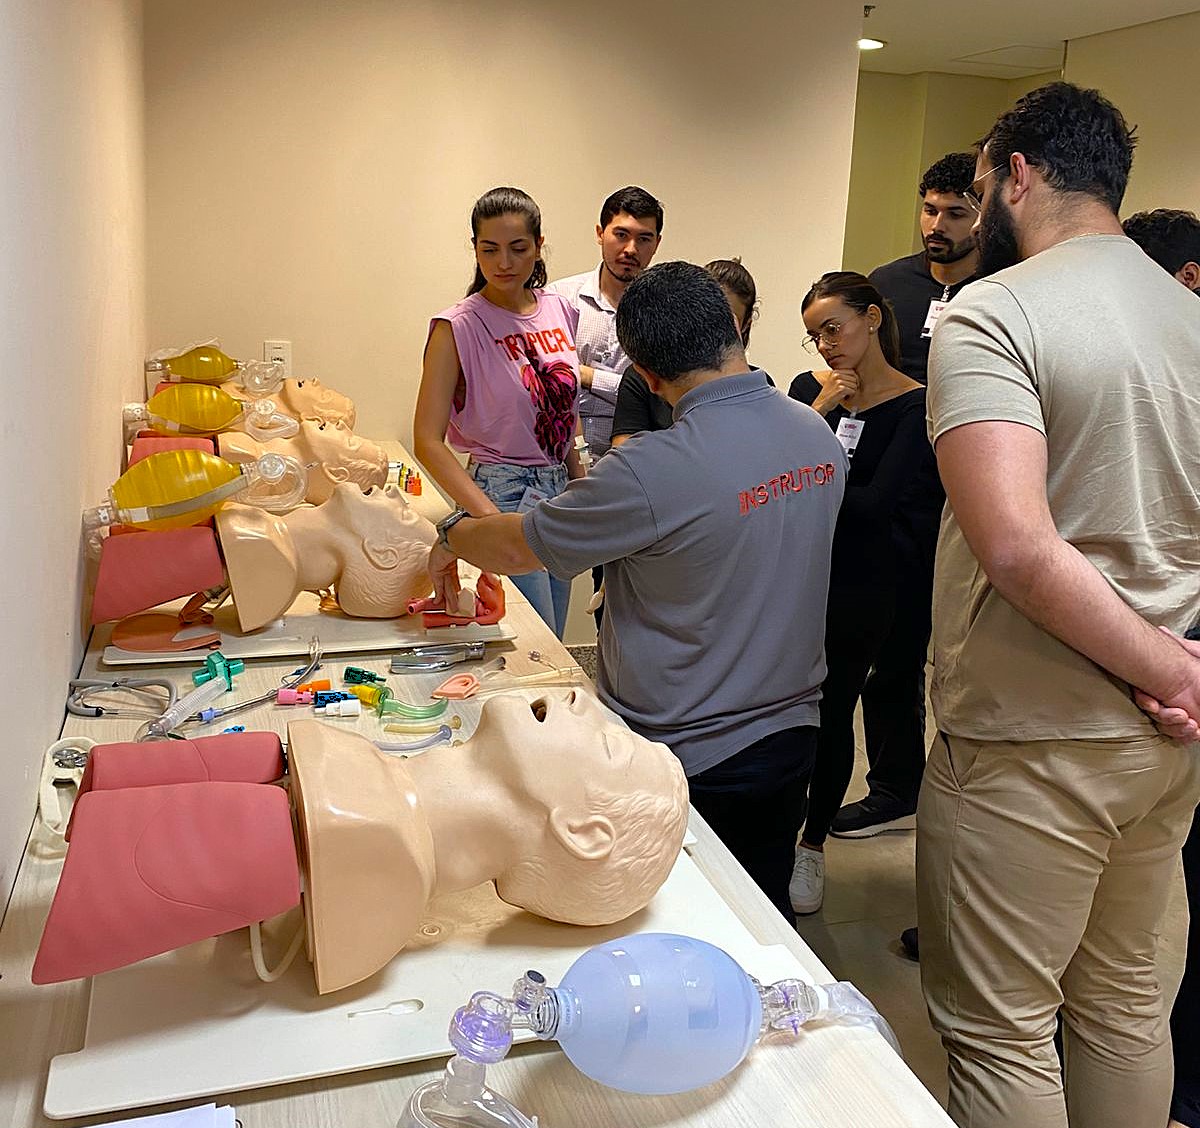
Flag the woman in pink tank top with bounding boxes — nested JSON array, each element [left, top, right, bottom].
[[414, 187, 584, 638]]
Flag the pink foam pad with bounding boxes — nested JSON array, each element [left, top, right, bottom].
[[68, 733, 286, 840], [91, 526, 225, 624], [128, 434, 216, 465], [33, 782, 299, 985]]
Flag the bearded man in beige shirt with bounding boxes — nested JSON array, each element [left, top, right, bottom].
[[920, 81, 1200, 1128]]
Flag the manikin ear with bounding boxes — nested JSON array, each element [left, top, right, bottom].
[[324, 464, 350, 484], [1177, 262, 1200, 291], [549, 808, 616, 862], [360, 531, 406, 571]]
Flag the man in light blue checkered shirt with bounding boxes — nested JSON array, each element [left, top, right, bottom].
[[547, 186, 664, 460]]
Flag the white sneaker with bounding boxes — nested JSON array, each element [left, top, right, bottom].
[[789, 847, 825, 914]]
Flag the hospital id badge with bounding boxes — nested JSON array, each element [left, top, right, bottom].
[[921, 299, 949, 338], [516, 485, 549, 514], [835, 415, 864, 460]]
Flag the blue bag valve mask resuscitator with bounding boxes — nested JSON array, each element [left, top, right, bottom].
[[397, 931, 899, 1127]]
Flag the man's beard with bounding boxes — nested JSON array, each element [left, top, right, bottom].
[[924, 234, 975, 265], [975, 195, 1022, 278], [603, 257, 640, 282]]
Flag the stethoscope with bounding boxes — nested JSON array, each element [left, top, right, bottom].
[[66, 677, 178, 719]]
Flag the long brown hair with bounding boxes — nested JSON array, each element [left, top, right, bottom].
[[466, 187, 548, 296]]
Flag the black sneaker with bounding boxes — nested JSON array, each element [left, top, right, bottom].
[[900, 926, 919, 961], [829, 796, 917, 838]]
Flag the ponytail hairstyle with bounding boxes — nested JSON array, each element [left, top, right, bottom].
[[801, 271, 900, 369], [704, 258, 758, 347], [466, 187, 548, 296]]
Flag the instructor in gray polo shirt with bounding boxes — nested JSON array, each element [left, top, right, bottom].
[[428, 261, 846, 923]]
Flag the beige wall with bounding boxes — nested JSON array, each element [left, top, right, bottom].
[[1066, 12, 1200, 216], [0, 0, 145, 907], [144, 0, 862, 444], [842, 69, 1062, 272], [144, 0, 863, 649], [841, 73, 926, 275]]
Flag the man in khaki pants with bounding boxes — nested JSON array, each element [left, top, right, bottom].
[[921, 81, 1200, 1128]]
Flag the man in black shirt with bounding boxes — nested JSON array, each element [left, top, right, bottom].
[[868, 152, 979, 384], [1123, 208, 1200, 294], [829, 152, 976, 843]]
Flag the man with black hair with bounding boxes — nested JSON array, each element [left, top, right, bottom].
[[822, 154, 975, 845], [866, 151, 979, 386], [1124, 208, 1200, 292], [920, 82, 1200, 1128], [427, 261, 845, 923], [546, 186, 663, 460], [1124, 206, 1200, 1128], [548, 186, 663, 627]]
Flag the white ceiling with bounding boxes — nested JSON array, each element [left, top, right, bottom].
[[858, 0, 1200, 77]]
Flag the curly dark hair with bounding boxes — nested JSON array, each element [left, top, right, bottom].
[[1123, 209, 1200, 275], [980, 82, 1137, 213], [918, 152, 976, 198]]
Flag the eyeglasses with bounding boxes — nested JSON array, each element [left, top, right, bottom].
[[964, 164, 1004, 213], [802, 312, 863, 354]]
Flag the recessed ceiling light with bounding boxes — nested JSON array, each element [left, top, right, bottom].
[[858, 37, 887, 50]]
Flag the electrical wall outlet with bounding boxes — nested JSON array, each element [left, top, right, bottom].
[[263, 339, 292, 377]]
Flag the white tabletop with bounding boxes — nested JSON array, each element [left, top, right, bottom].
[[0, 442, 952, 1128]]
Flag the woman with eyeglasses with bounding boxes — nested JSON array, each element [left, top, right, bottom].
[[785, 271, 944, 915]]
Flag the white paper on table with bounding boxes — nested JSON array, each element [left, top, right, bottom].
[[82, 1103, 236, 1128]]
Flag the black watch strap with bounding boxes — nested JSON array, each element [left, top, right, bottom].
[[436, 507, 470, 548]]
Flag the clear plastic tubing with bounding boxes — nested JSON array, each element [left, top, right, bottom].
[[138, 676, 228, 740]]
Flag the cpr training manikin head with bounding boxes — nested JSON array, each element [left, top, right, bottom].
[[32, 694, 690, 996], [290, 692, 688, 991], [217, 420, 389, 506], [221, 376, 356, 429], [274, 377, 356, 428], [217, 480, 435, 630], [483, 692, 689, 925]]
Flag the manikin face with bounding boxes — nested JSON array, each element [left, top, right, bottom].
[[920, 191, 977, 265], [277, 377, 356, 428], [802, 295, 880, 372], [480, 692, 687, 923], [294, 420, 388, 502], [317, 482, 435, 617], [474, 213, 543, 296], [597, 211, 660, 285]]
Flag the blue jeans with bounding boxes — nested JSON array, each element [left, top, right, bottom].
[[469, 460, 571, 639]]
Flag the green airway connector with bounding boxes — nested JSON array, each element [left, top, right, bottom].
[[343, 665, 386, 685], [192, 650, 245, 690]]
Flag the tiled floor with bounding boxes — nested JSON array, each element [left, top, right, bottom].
[[568, 642, 1192, 1110]]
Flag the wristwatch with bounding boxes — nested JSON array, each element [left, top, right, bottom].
[[436, 507, 470, 548]]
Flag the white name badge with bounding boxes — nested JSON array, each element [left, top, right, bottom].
[[921, 299, 949, 339], [835, 415, 865, 459]]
